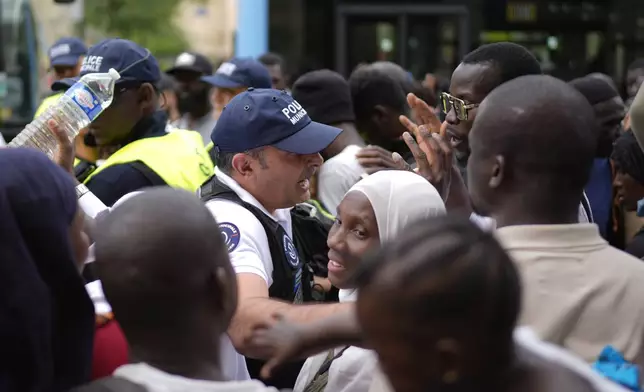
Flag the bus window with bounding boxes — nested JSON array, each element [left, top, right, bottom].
[[1, 0, 39, 139]]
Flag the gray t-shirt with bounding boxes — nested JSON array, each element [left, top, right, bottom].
[[172, 113, 217, 146]]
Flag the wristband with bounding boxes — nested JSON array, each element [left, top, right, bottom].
[[75, 183, 90, 199]]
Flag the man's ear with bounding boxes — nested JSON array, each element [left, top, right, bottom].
[[372, 105, 389, 125], [489, 155, 505, 189], [231, 153, 253, 177], [139, 83, 156, 110]]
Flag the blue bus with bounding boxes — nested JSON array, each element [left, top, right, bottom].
[[0, 0, 40, 140]]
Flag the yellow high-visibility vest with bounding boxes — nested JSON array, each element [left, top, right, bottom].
[[34, 92, 63, 119], [83, 129, 213, 192]]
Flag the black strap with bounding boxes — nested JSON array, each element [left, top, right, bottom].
[[69, 376, 148, 392], [130, 160, 167, 186]]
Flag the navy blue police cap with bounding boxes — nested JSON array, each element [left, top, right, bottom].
[[52, 38, 161, 91], [48, 37, 88, 68], [202, 57, 271, 89], [212, 88, 342, 155]]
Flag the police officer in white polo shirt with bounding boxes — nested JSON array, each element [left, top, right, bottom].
[[199, 88, 350, 388]]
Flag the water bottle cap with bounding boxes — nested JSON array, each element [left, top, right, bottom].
[[108, 68, 121, 81]]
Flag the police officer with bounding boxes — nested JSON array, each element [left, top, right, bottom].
[[200, 88, 351, 388], [35, 37, 88, 118], [52, 39, 213, 206]]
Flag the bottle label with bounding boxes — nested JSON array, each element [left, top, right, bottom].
[[65, 83, 102, 122]]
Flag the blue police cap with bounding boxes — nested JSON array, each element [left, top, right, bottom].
[[202, 57, 271, 89], [212, 88, 342, 155], [52, 38, 161, 91], [49, 37, 87, 67]]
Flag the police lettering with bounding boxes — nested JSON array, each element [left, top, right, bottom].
[[49, 44, 71, 58], [81, 55, 103, 73], [281, 100, 308, 125]]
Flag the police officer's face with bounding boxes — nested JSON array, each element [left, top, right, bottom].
[[90, 82, 155, 146], [326, 191, 380, 289], [249, 147, 323, 210]]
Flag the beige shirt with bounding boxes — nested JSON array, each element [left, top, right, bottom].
[[496, 224, 644, 366]]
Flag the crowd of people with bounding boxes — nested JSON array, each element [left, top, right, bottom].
[[3, 33, 644, 392]]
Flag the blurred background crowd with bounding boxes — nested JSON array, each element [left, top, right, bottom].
[[3, 0, 644, 138]]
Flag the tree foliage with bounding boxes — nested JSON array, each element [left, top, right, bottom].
[[83, 0, 191, 57]]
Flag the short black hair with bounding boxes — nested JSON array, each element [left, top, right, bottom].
[[258, 52, 285, 68], [470, 75, 596, 208], [628, 59, 644, 71], [462, 42, 542, 95], [213, 148, 266, 175], [356, 215, 521, 365], [349, 65, 407, 123], [95, 188, 234, 342], [569, 75, 619, 105], [612, 131, 644, 184]]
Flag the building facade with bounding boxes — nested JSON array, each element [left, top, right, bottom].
[[268, 0, 644, 85]]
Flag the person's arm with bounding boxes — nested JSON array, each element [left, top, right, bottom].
[[229, 273, 351, 358], [630, 83, 644, 151]]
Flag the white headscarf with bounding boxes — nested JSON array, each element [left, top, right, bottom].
[[338, 171, 446, 302], [348, 170, 446, 242]]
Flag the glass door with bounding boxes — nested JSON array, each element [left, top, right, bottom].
[[336, 4, 469, 77], [346, 16, 399, 75]]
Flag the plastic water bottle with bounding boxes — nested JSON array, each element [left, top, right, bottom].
[[8, 68, 120, 159]]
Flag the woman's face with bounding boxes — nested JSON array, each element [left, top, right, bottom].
[[69, 206, 90, 271], [327, 191, 380, 289]]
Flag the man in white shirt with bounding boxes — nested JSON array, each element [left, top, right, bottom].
[[200, 88, 352, 388]]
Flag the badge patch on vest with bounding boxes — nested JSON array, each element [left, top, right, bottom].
[[219, 222, 240, 252], [283, 234, 299, 267]]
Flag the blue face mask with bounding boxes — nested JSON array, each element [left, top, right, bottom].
[[637, 198, 644, 217]]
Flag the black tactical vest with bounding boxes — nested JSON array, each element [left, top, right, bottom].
[[200, 176, 315, 303], [200, 175, 314, 389]]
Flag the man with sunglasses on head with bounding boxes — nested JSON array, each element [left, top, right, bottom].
[[52, 38, 213, 207]]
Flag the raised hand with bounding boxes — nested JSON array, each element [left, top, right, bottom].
[[356, 145, 407, 174], [399, 93, 453, 200]]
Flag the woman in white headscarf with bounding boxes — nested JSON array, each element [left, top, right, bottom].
[[293, 170, 446, 392]]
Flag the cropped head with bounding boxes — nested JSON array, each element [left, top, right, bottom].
[[356, 216, 521, 392], [95, 188, 237, 354], [349, 64, 409, 148], [166, 52, 214, 118], [626, 59, 644, 101], [53, 38, 163, 146], [212, 88, 341, 211], [291, 69, 355, 127], [445, 42, 542, 165], [258, 52, 288, 90], [48, 37, 87, 81], [467, 75, 596, 224], [203, 57, 272, 117], [569, 75, 625, 157], [327, 171, 446, 289], [612, 131, 644, 211], [0, 149, 94, 391]]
